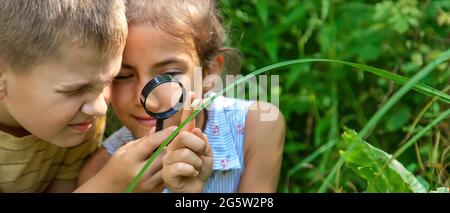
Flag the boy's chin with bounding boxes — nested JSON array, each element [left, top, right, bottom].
[[46, 134, 86, 148]]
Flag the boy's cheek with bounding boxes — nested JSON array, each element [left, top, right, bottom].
[[103, 85, 112, 104]]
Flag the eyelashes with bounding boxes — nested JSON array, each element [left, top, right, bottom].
[[165, 71, 182, 76], [114, 69, 183, 81], [114, 74, 134, 80]]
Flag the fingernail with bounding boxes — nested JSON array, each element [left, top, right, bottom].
[[194, 170, 199, 177]]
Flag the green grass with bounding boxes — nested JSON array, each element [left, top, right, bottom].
[[126, 51, 450, 192], [102, 0, 450, 193]]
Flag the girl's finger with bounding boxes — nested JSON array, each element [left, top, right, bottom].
[[163, 162, 199, 179], [142, 150, 164, 175], [191, 128, 208, 144], [180, 92, 196, 132], [190, 128, 211, 156], [162, 148, 203, 171], [166, 131, 206, 154], [131, 126, 178, 160]]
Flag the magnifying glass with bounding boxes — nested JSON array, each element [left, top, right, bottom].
[[140, 74, 186, 132]]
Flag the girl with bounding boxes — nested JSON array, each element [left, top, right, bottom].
[[80, 0, 285, 192]]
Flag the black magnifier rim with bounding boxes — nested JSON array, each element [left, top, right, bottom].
[[140, 74, 186, 120]]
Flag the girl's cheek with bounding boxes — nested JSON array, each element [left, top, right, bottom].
[[175, 74, 194, 92], [167, 112, 182, 126], [113, 82, 132, 97]]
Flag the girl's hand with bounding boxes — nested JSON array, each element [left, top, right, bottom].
[[162, 128, 212, 192], [120, 128, 174, 192], [161, 92, 213, 192], [76, 126, 177, 192]]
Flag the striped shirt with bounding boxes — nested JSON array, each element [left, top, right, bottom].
[[103, 95, 254, 192], [0, 116, 105, 192]]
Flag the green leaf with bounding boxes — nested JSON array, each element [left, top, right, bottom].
[[385, 106, 411, 132], [416, 176, 430, 191], [255, 0, 269, 27], [284, 142, 309, 153], [430, 187, 450, 193], [263, 38, 279, 62], [314, 116, 330, 146], [340, 130, 427, 193], [285, 64, 310, 90]]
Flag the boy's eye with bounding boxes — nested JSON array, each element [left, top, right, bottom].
[[59, 88, 85, 96], [59, 85, 105, 96]]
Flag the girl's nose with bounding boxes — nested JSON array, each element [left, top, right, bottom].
[[141, 82, 183, 114]]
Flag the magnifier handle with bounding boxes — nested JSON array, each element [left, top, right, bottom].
[[153, 119, 170, 153], [156, 119, 164, 132]]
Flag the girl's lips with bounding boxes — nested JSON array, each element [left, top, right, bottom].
[[69, 121, 93, 133], [133, 116, 157, 127]]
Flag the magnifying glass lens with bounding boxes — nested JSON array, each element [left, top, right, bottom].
[[145, 82, 183, 114], [140, 74, 186, 132]]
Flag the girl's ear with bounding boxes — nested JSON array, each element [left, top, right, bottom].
[[207, 55, 224, 76], [202, 55, 224, 94]]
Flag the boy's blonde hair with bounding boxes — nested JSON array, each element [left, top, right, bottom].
[[125, 0, 241, 74], [0, 0, 128, 70]]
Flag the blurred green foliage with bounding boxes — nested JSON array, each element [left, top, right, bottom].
[[219, 0, 449, 192], [105, 0, 449, 192]]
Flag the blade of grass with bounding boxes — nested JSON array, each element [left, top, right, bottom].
[[287, 141, 335, 177], [393, 109, 450, 159], [359, 51, 450, 137], [400, 86, 449, 145], [402, 86, 449, 174], [127, 54, 450, 192], [319, 69, 339, 173]]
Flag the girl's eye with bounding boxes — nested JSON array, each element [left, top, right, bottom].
[[114, 74, 134, 80], [163, 69, 183, 76]]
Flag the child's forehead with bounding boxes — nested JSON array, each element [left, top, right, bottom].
[[30, 45, 121, 81], [131, 24, 193, 42], [61, 42, 121, 67], [129, 24, 199, 58]]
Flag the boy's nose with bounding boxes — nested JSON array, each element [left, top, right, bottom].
[[103, 85, 112, 105], [81, 92, 108, 117]]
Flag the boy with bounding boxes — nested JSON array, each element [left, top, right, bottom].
[[0, 0, 130, 192], [0, 0, 212, 193]]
